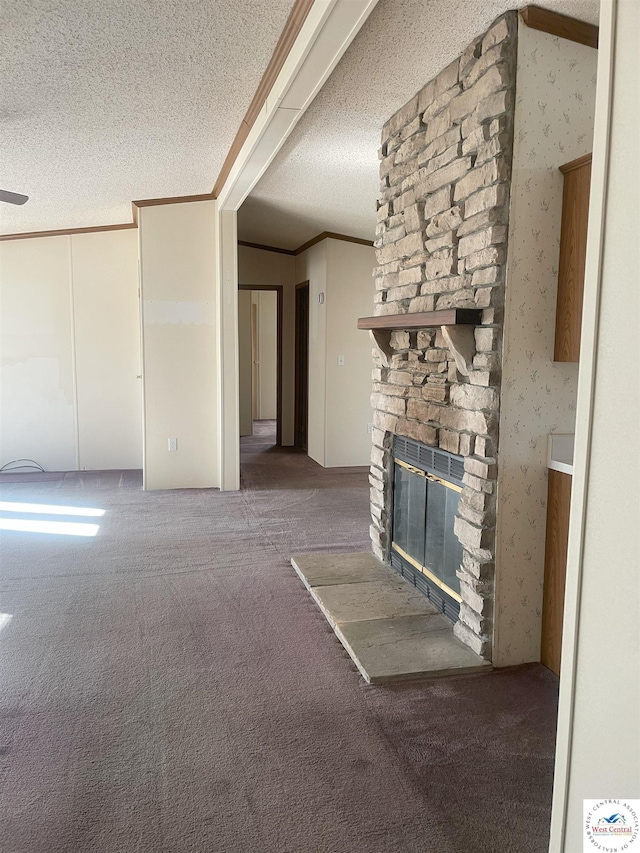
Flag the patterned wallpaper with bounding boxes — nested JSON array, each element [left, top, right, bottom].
[[493, 25, 597, 666]]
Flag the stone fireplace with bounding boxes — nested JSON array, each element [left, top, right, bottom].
[[367, 12, 517, 660]]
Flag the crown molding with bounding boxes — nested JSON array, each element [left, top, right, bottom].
[[238, 231, 373, 256], [238, 240, 296, 255], [212, 0, 315, 198], [294, 230, 373, 254], [0, 222, 137, 242]]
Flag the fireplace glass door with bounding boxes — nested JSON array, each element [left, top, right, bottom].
[[392, 451, 464, 611]]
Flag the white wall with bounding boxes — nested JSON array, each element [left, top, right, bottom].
[[551, 1, 640, 848], [296, 238, 374, 468], [238, 290, 253, 436], [138, 200, 218, 490], [252, 290, 278, 420], [217, 210, 240, 490], [295, 241, 328, 465], [71, 231, 142, 470], [0, 237, 76, 471], [494, 24, 597, 666], [325, 239, 375, 466], [238, 245, 296, 443], [0, 229, 141, 472]]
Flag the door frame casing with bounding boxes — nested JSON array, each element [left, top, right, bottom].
[[238, 284, 283, 446], [294, 281, 310, 451]]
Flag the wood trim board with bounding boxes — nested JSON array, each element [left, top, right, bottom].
[[559, 152, 593, 175], [357, 309, 482, 330], [130, 193, 214, 227], [2, 221, 373, 251], [212, 0, 315, 197], [520, 5, 599, 49], [132, 193, 214, 209], [293, 231, 374, 254], [239, 232, 374, 256], [0, 222, 138, 242], [238, 240, 296, 256]]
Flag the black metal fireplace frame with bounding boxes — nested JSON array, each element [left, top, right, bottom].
[[390, 436, 465, 623]]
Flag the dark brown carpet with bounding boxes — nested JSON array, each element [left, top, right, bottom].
[[0, 421, 558, 853]]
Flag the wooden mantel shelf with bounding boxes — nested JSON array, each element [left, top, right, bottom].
[[357, 308, 482, 330], [361, 308, 481, 372]]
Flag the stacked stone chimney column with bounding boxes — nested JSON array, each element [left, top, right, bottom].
[[369, 13, 517, 659]]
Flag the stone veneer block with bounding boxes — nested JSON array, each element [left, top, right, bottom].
[[335, 616, 491, 683], [291, 552, 391, 589], [310, 580, 438, 629]]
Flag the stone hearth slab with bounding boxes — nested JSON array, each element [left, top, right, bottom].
[[291, 551, 393, 589], [336, 615, 491, 683], [291, 551, 491, 683], [310, 579, 438, 627]]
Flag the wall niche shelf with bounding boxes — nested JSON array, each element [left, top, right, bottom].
[[358, 309, 482, 373], [357, 308, 482, 330]]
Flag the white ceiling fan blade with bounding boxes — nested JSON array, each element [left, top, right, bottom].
[[0, 190, 29, 205]]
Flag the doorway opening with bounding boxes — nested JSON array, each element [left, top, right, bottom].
[[294, 281, 309, 452], [238, 284, 283, 447]]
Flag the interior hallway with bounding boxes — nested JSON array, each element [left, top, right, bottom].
[[0, 424, 558, 853]]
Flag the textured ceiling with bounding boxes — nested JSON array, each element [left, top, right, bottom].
[[0, 0, 293, 235], [238, 0, 600, 250]]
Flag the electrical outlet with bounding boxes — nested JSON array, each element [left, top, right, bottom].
[[168, 438, 178, 451], [367, 423, 374, 434]]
